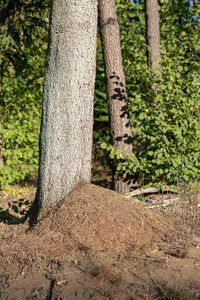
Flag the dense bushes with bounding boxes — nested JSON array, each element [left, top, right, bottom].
[[0, 0, 199, 188], [0, 1, 48, 187], [101, 0, 200, 186]]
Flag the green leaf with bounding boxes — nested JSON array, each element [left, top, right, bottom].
[[107, 145, 113, 151], [117, 162, 123, 171], [177, 66, 183, 72], [116, 153, 121, 160], [100, 142, 107, 149]]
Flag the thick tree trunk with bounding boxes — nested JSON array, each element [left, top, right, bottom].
[[145, 0, 161, 74], [31, 0, 98, 222], [98, 0, 134, 195]]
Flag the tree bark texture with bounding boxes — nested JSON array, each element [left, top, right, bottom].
[[145, 0, 161, 74], [98, 0, 134, 194], [32, 0, 98, 218]]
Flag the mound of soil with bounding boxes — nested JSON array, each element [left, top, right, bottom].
[[33, 184, 174, 252], [1, 184, 200, 299], [1, 184, 175, 259]]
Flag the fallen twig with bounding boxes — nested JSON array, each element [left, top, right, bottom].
[[148, 197, 180, 208], [136, 255, 169, 265], [129, 186, 178, 197]]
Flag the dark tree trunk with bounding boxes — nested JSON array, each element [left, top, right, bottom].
[[145, 0, 161, 74], [98, 0, 134, 194], [30, 0, 98, 223]]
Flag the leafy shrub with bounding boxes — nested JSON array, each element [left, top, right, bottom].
[[101, 0, 200, 186]]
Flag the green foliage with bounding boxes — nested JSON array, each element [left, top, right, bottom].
[[0, 0, 48, 188], [100, 0, 200, 186], [0, 0, 200, 188], [93, 31, 109, 143]]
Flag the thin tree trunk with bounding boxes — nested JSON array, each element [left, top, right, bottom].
[[145, 0, 161, 75], [98, 0, 134, 195], [30, 0, 98, 223]]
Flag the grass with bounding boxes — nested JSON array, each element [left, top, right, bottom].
[[151, 279, 200, 300]]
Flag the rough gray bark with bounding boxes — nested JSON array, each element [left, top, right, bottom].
[[31, 0, 98, 221], [98, 0, 134, 195], [145, 0, 161, 74]]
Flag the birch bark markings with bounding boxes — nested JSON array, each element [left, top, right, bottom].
[[98, 0, 134, 194], [30, 0, 98, 222]]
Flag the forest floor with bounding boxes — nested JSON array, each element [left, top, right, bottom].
[[0, 166, 200, 299]]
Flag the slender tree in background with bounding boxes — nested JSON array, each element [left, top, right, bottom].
[[30, 0, 98, 222], [98, 0, 134, 195], [145, 0, 161, 75]]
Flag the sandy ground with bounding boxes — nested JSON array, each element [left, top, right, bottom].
[[0, 183, 200, 300]]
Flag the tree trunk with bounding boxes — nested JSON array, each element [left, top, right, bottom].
[[145, 0, 161, 74], [30, 0, 98, 222], [98, 0, 134, 195]]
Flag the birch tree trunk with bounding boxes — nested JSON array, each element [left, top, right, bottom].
[[145, 0, 161, 74], [98, 0, 134, 195], [30, 0, 98, 222]]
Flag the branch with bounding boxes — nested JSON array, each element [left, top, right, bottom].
[[129, 186, 178, 197]]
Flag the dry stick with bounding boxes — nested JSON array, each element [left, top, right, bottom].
[[125, 195, 181, 208], [128, 186, 178, 197], [148, 198, 180, 209], [136, 255, 168, 265]]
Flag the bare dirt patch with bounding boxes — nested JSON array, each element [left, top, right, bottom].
[[0, 183, 200, 299]]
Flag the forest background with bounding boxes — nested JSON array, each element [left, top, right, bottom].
[[0, 0, 200, 190]]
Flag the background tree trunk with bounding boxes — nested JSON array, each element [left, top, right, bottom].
[[31, 0, 98, 221], [98, 0, 134, 195], [145, 0, 161, 74]]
